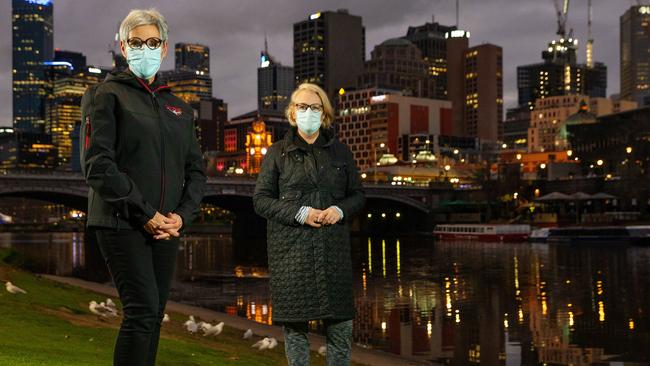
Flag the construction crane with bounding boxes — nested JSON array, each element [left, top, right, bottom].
[[586, 0, 593, 68], [552, 0, 571, 38]]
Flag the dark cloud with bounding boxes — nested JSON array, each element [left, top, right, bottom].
[[0, 0, 636, 126]]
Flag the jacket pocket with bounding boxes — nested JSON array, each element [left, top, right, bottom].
[[330, 161, 348, 195], [280, 190, 302, 201]]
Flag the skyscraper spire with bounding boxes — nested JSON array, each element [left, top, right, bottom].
[[264, 31, 269, 56]]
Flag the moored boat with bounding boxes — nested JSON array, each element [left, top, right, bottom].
[[546, 226, 650, 245], [433, 224, 531, 242]]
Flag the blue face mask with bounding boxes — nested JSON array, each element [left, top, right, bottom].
[[126, 46, 162, 80], [296, 109, 322, 136]]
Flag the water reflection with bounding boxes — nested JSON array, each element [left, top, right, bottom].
[[1, 232, 649, 364]]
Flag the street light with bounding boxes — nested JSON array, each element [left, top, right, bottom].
[[626, 146, 633, 154], [596, 159, 604, 166]]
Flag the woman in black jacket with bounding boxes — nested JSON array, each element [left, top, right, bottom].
[[80, 8, 206, 366], [253, 83, 365, 365]]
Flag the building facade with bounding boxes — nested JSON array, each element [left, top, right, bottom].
[[293, 9, 365, 101], [337, 88, 452, 169], [358, 38, 435, 99], [258, 45, 294, 114], [403, 18, 457, 100], [620, 5, 650, 105], [12, 0, 54, 133], [175, 42, 210, 74]]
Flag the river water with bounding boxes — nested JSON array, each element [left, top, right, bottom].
[[1, 231, 648, 365]]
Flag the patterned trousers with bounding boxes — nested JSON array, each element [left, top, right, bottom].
[[282, 319, 353, 366]]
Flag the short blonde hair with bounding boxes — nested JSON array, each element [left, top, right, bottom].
[[119, 8, 169, 42], [285, 83, 334, 128]]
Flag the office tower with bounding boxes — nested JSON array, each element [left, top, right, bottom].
[[191, 98, 228, 153], [160, 70, 212, 104], [175, 43, 210, 74], [620, 5, 650, 105], [161, 43, 212, 104], [337, 88, 451, 169], [516, 38, 607, 110], [358, 38, 436, 99], [446, 29, 469, 137], [12, 0, 54, 133], [293, 9, 365, 102], [464, 44, 503, 142], [258, 38, 294, 114], [45, 64, 107, 168], [403, 17, 457, 99], [54, 50, 86, 72]]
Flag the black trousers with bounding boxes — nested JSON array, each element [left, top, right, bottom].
[[95, 228, 179, 366]]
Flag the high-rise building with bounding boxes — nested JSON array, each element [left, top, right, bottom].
[[464, 44, 503, 142], [445, 30, 503, 142], [160, 70, 212, 104], [0, 128, 17, 171], [45, 65, 107, 168], [516, 38, 607, 110], [191, 98, 228, 153], [403, 17, 457, 100], [293, 9, 365, 101], [528, 94, 637, 152], [620, 5, 650, 105], [161, 42, 213, 104], [503, 106, 530, 150], [358, 38, 436, 99], [0, 129, 57, 170], [258, 39, 294, 114], [175, 43, 210, 74], [446, 30, 470, 137], [54, 49, 86, 72], [12, 0, 54, 133], [337, 88, 452, 169]]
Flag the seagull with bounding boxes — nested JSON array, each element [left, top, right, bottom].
[[243, 329, 253, 339], [162, 314, 170, 323], [183, 316, 198, 333], [89, 301, 117, 318], [268, 337, 278, 349], [318, 345, 327, 356], [252, 337, 271, 350], [203, 322, 224, 336], [106, 298, 117, 311], [5, 281, 27, 294]]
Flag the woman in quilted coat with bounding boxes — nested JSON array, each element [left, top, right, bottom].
[[253, 83, 365, 365]]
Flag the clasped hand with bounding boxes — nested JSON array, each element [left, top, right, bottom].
[[143, 212, 183, 240], [304, 206, 341, 228]]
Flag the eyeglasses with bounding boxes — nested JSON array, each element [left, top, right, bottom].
[[127, 37, 163, 50], [294, 103, 323, 112]]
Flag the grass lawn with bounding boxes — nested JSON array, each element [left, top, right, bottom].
[[0, 249, 365, 366]]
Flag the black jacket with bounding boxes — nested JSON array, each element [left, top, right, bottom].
[[80, 70, 206, 231], [253, 127, 365, 322]]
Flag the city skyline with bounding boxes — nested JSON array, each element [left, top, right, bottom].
[[0, 0, 640, 125]]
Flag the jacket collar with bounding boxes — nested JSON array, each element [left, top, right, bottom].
[[105, 69, 171, 95], [284, 126, 337, 152]]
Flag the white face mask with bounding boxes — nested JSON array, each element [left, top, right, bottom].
[[296, 109, 322, 135]]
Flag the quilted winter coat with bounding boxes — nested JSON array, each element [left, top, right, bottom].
[[253, 127, 365, 323]]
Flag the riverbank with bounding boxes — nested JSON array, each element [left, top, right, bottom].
[[0, 249, 433, 366]]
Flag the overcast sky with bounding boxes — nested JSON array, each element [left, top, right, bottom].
[[0, 0, 639, 126]]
